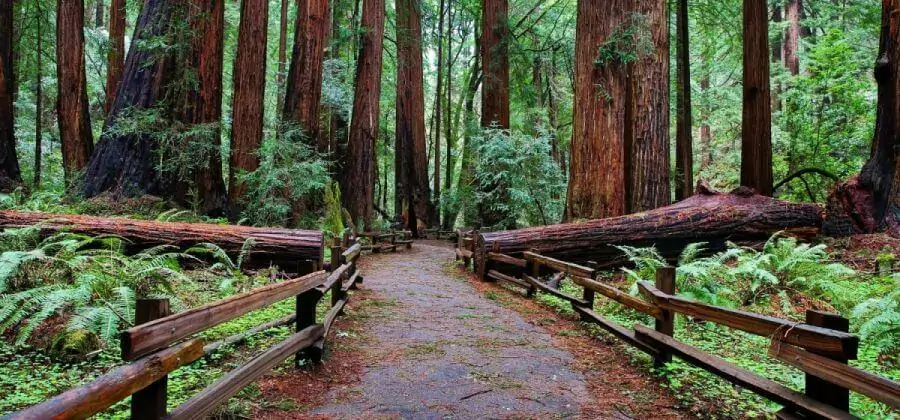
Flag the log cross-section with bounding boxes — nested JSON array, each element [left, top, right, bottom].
[[121, 271, 328, 360]]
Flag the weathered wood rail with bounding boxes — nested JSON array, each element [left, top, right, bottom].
[[358, 229, 414, 253], [9, 234, 369, 420], [460, 249, 900, 418]]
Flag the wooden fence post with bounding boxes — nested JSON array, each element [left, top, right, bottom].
[[804, 310, 851, 411], [131, 299, 171, 420], [330, 239, 344, 307], [654, 267, 676, 368], [526, 258, 539, 298], [295, 289, 322, 365]]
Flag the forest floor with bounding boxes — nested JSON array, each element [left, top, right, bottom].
[[253, 240, 688, 419]]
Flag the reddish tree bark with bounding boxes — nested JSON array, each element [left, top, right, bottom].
[[480, 0, 509, 128], [34, 0, 44, 188], [228, 0, 269, 219], [395, 0, 437, 233], [626, 0, 670, 212], [57, 0, 94, 184], [342, 0, 384, 231], [741, 0, 773, 196], [674, 0, 693, 201], [0, 0, 21, 191], [277, 0, 289, 117], [283, 0, 330, 151], [433, 0, 446, 213], [566, 0, 630, 220], [105, 0, 125, 114], [782, 0, 802, 75]]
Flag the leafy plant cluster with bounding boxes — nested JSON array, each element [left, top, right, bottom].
[[594, 13, 653, 68]]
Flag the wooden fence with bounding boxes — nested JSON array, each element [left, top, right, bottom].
[[458, 233, 899, 419], [9, 236, 366, 420]]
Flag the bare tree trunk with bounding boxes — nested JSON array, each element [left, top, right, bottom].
[[95, 0, 105, 28], [699, 70, 712, 171], [34, 1, 43, 188], [0, 0, 21, 191], [433, 0, 446, 220], [782, 0, 802, 75], [277, 0, 289, 117], [626, 0, 670, 212], [283, 0, 330, 151], [342, 0, 384, 231], [228, 0, 268, 220], [56, 0, 94, 184], [480, 0, 509, 128], [674, 0, 693, 201], [442, 3, 455, 229], [105, 0, 125, 114], [741, 0, 773, 196], [567, 0, 629, 220]]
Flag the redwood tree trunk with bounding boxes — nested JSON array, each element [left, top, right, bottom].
[[782, 0, 802, 75], [34, 0, 44, 188], [342, 0, 384, 231], [0, 0, 21, 191], [105, 0, 125, 114], [741, 0, 773, 196], [626, 0, 670, 212], [277, 0, 289, 117], [566, 0, 629, 220], [480, 0, 509, 128], [433, 0, 446, 216], [395, 0, 437, 233], [57, 0, 95, 184], [283, 0, 330, 151], [229, 0, 269, 219], [674, 0, 693, 201]]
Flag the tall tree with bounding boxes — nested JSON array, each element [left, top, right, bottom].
[[566, 0, 630, 220], [0, 0, 21, 191], [94, 0, 104, 27], [34, 0, 44, 188], [741, 0, 773, 196], [57, 0, 94, 183], [277, 0, 289, 116], [626, 0, 670, 212], [433, 0, 446, 216], [395, 0, 437, 233], [480, 0, 509, 128], [674, 0, 693, 200], [228, 0, 269, 219], [105, 0, 125, 113], [283, 0, 330, 151], [782, 0, 802, 75], [342, 0, 384, 231]]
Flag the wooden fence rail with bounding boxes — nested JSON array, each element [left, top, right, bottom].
[[10, 235, 373, 420], [460, 249, 899, 418]]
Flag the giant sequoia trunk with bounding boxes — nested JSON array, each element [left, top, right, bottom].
[[283, 0, 330, 151], [566, 0, 630, 220], [57, 0, 94, 183], [228, 0, 269, 220], [626, 0, 670, 212], [0, 1, 21, 192], [741, 0, 773, 196], [395, 0, 437, 233], [475, 183, 824, 276], [825, 0, 900, 236], [674, 0, 693, 201], [105, 0, 125, 114], [342, 0, 384, 231], [0, 211, 324, 270]]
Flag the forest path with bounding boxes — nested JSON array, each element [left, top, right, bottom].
[[258, 241, 687, 419]]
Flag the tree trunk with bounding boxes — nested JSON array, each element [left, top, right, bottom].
[[283, 0, 330, 151], [0, 0, 21, 192], [453, 31, 480, 228], [228, 0, 269, 220], [105, 0, 125, 114], [566, 0, 629, 220], [57, 0, 94, 184], [95, 0, 104, 28], [824, 0, 900, 235], [432, 0, 445, 218], [782, 0, 802, 75], [674, 0, 693, 201], [475, 183, 823, 276], [0, 210, 324, 270], [741, 0, 773, 196], [277, 0, 289, 118], [34, 0, 43, 188], [699, 55, 712, 171], [342, 0, 384, 231], [395, 0, 437, 234], [442, 3, 455, 229], [480, 0, 509, 129], [626, 0, 670, 212]]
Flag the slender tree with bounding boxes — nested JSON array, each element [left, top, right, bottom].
[[228, 0, 269, 219], [105, 0, 125, 113], [480, 0, 509, 128], [396, 0, 437, 233], [0, 0, 21, 191], [566, 0, 630, 220], [57, 0, 94, 184], [741, 0, 773, 196], [277, 0, 289, 116], [342, 0, 384, 231], [94, 0, 104, 27], [433, 0, 446, 213], [674, 0, 693, 200], [34, 0, 44, 188], [283, 0, 330, 151], [782, 0, 802, 75]]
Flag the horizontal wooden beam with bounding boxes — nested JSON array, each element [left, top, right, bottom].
[[487, 269, 530, 289], [522, 275, 589, 307], [342, 243, 361, 263], [637, 281, 858, 359], [203, 315, 296, 356], [317, 264, 351, 293], [167, 325, 324, 420], [572, 276, 663, 320], [634, 325, 854, 419], [11, 340, 204, 420], [121, 271, 327, 360], [769, 343, 900, 410], [487, 252, 527, 268], [522, 251, 594, 278], [342, 270, 360, 292], [572, 306, 660, 357]]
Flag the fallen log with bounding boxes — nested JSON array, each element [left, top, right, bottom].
[[474, 183, 823, 276], [0, 210, 324, 270]]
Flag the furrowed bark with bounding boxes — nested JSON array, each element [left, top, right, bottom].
[[105, 0, 126, 114], [674, 0, 693, 200], [283, 0, 330, 151], [0, 0, 21, 192], [56, 0, 94, 184], [741, 0, 773, 196]]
